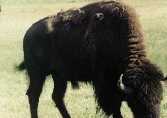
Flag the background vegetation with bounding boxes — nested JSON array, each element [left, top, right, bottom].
[[0, 0, 167, 118]]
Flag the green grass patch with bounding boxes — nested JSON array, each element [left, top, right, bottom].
[[0, 0, 167, 118]]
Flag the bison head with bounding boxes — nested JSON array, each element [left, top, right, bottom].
[[117, 63, 166, 118], [117, 65, 165, 96]]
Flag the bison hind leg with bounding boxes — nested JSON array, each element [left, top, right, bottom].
[[71, 81, 79, 89], [26, 71, 46, 118], [52, 74, 71, 118]]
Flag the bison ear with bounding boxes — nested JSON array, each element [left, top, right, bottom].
[[95, 13, 104, 21]]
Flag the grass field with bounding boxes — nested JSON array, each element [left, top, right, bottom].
[[0, 0, 167, 118]]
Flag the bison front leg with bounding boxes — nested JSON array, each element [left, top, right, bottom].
[[93, 77, 123, 118], [52, 74, 71, 118]]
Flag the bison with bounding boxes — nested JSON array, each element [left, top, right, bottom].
[[17, 1, 167, 118]]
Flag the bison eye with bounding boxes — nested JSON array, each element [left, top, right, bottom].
[[122, 76, 138, 88], [123, 75, 144, 89], [122, 77, 132, 85]]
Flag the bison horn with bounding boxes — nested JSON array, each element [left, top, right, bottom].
[[117, 74, 133, 94], [117, 74, 125, 90], [95, 13, 104, 21]]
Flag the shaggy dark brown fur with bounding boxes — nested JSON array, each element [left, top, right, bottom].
[[17, 1, 166, 118]]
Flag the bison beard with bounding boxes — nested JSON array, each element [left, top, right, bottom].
[[17, 1, 166, 118]]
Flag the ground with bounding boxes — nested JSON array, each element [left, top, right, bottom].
[[0, 0, 167, 118]]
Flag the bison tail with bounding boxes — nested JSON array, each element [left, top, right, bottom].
[[16, 61, 26, 71]]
